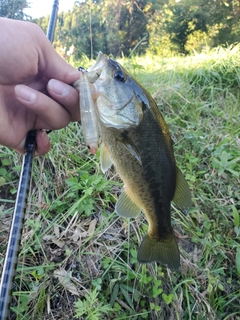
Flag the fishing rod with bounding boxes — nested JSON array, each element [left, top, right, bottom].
[[0, 1, 59, 319]]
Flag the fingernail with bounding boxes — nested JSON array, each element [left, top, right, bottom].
[[48, 79, 69, 96], [15, 85, 37, 103], [39, 130, 49, 146]]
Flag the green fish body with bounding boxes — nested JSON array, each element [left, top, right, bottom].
[[76, 53, 191, 270]]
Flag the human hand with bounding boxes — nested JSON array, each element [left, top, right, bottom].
[[0, 18, 80, 155]]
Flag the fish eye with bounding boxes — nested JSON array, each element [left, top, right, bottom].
[[114, 70, 125, 82]]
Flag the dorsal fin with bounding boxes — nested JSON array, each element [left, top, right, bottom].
[[173, 167, 191, 213]]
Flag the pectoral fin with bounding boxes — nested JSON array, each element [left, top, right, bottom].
[[100, 143, 112, 173], [115, 188, 141, 218], [173, 167, 192, 213], [117, 132, 142, 164]]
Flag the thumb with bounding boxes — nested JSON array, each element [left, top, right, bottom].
[[35, 130, 50, 156], [13, 130, 50, 155]]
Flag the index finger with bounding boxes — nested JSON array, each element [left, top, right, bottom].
[[34, 26, 80, 84]]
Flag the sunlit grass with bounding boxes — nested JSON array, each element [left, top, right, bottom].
[[0, 45, 240, 319]]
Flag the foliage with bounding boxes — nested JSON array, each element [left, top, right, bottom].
[[0, 46, 240, 319], [3, 0, 240, 56], [29, 0, 240, 58], [146, 0, 240, 55], [0, 0, 29, 19], [34, 0, 152, 59], [74, 288, 113, 319]]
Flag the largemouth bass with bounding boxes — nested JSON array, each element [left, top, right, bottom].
[[74, 52, 191, 270]]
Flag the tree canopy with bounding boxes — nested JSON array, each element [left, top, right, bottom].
[[0, 0, 29, 19], [2, 0, 240, 58]]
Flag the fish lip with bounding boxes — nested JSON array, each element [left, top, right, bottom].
[[88, 51, 108, 73], [86, 53, 110, 83], [89, 54, 124, 84], [86, 68, 103, 83]]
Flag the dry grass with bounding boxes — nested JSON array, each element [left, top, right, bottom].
[[0, 46, 240, 319]]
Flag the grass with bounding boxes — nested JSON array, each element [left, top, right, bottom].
[[0, 45, 240, 319]]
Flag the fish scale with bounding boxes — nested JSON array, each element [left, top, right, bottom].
[[99, 104, 181, 269], [75, 52, 192, 270], [100, 104, 176, 237]]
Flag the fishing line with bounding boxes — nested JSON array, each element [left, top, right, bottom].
[[0, 1, 59, 319]]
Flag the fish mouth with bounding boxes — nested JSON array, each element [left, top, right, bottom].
[[88, 51, 108, 73], [86, 53, 109, 83], [88, 52, 124, 84], [84, 68, 102, 83]]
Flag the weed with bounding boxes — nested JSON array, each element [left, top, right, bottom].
[[0, 46, 240, 319], [74, 288, 113, 319]]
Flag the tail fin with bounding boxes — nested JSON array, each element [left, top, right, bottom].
[[137, 233, 180, 271]]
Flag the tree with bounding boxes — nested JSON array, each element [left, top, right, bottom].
[[146, 0, 240, 55], [0, 0, 29, 19], [47, 0, 152, 59], [35, 0, 240, 58], [166, 2, 208, 54]]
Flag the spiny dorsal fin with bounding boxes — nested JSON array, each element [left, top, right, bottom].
[[100, 143, 112, 173], [173, 166, 192, 213], [115, 188, 141, 218]]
